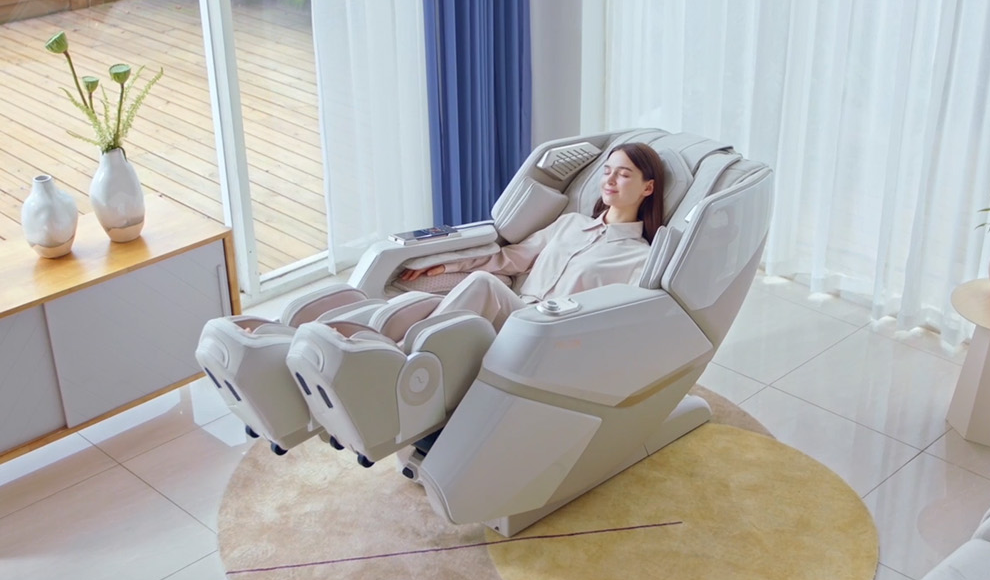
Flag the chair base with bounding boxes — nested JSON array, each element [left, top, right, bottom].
[[483, 394, 711, 537]]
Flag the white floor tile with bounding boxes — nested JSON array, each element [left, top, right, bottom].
[[713, 289, 859, 384], [4, 267, 985, 580], [864, 453, 990, 579], [698, 362, 767, 405], [870, 317, 968, 366], [123, 413, 252, 532], [773, 328, 960, 449], [163, 551, 227, 580], [875, 563, 914, 580], [79, 378, 231, 462], [0, 466, 216, 580], [753, 274, 874, 327], [740, 388, 920, 496], [0, 434, 116, 519], [927, 428, 990, 481]]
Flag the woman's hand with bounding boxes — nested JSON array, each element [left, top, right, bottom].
[[399, 264, 446, 281]]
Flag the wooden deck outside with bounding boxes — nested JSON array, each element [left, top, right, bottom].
[[0, 0, 326, 274]]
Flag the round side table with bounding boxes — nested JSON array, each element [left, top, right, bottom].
[[948, 279, 990, 446]]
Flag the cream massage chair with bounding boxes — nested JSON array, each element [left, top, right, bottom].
[[199, 128, 774, 536]]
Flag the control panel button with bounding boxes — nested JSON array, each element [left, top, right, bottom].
[[537, 297, 580, 316]]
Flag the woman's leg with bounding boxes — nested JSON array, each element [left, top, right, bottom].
[[431, 271, 526, 331]]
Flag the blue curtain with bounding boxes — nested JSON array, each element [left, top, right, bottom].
[[424, 0, 532, 226]]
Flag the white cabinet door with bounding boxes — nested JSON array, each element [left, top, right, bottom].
[[0, 306, 66, 449], [46, 241, 231, 427]]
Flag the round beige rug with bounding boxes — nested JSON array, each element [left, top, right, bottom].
[[217, 386, 878, 579]]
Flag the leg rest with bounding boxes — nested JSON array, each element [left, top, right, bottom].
[[195, 285, 373, 452], [286, 311, 495, 462], [314, 299, 388, 327], [287, 321, 407, 461], [369, 291, 444, 343], [196, 318, 322, 451], [281, 284, 370, 327]]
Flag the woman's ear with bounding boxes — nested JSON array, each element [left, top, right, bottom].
[[643, 179, 655, 198]]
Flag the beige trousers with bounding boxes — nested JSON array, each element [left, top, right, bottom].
[[432, 271, 527, 331]]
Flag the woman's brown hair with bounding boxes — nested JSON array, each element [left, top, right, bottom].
[[592, 142, 665, 244]]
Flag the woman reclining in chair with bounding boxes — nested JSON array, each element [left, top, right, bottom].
[[400, 142, 665, 331]]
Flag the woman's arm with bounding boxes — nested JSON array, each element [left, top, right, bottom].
[[401, 218, 563, 281]]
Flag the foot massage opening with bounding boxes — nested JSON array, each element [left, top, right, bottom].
[[399, 142, 666, 330]]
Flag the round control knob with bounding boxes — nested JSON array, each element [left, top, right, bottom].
[[537, 297, 579, 316]]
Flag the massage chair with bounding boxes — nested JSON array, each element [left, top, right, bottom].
[[196, 128, 774, 537]]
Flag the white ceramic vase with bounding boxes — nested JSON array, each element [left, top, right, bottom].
[[21, 174, 79, 258], [89, 148, 146, 242]]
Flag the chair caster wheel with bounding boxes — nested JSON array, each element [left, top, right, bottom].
[[402, 467, 415, 479], [357, 454, 374, 468], [271, 442, 288, 456], [245, 425, 260, 439], [329, 435, 344, 450]]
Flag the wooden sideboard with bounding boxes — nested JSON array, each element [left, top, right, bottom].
[[0, 195, 240, 462]]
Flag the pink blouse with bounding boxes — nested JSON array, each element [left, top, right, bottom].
[[443, 213, 650, 302]]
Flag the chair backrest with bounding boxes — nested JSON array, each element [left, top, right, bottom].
[[661, 163, 773, 346], [492, 129, 736, 238], [492, 128, 773, 347]]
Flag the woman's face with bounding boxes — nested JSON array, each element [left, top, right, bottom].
[[600, 150, 654, 214]]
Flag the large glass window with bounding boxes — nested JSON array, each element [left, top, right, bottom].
[[2, 0, 432, 304], [229, 0, 327, 277], [0, 0, 219, 245], [0, 0, 325, 284]]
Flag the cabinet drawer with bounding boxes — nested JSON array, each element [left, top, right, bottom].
[[0, 306, 66, 449], [45, 241, 231, 427]]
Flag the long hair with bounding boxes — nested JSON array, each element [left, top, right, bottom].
[[592, 142, 665, 244]]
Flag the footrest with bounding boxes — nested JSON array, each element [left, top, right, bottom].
[[196, 317, 321, 450], [286, 311, 497, 462], [286, 321, 410, 461], [194, 284, 373, 451]]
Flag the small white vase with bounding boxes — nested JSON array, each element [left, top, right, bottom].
[[89, 148, 146, 242], [21, 175, 79, 258]]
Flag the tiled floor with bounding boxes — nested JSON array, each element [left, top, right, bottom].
[[2, 272, 989, 579]]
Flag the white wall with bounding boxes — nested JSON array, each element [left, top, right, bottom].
[[529, 0, 584, 148]]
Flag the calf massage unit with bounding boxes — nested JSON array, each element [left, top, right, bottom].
[[195, 128, 774, 537]]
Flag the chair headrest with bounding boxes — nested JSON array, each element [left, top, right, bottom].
[[560, 130, 732, 225], [562, 129, 669, 217], [490, 128, 741, 244], [655, 147, 693, 225]]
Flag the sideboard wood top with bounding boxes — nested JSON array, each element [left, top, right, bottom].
[[0, 195, 231, 318]]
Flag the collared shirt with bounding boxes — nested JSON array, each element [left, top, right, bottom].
[[444, 213, 650, 302]]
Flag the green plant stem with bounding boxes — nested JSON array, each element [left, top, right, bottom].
[[114, 82, 124, 149], [63, 52, 89, 111]]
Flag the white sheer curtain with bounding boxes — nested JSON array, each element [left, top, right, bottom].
[[583, 0, 990, 345], [311, 0, 433, 272]]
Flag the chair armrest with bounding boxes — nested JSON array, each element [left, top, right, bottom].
[[347, 225, 499, 299], [482, 284, 713, 406]]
